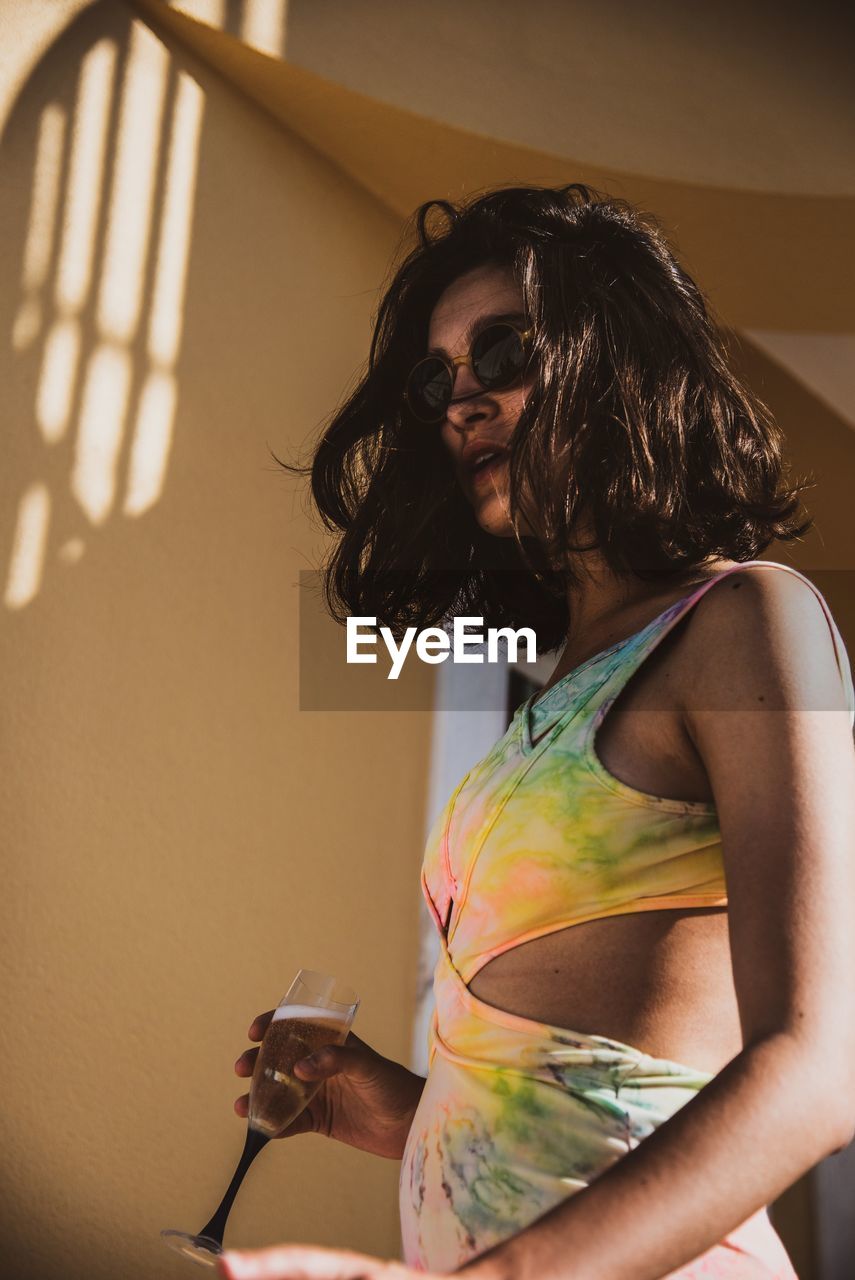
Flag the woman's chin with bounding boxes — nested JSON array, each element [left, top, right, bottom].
[[473, 497, 528, 535], [474, 506, 515, 538], [477, 498, 537, 538]]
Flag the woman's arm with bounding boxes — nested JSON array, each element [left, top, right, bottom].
[[460, 568, 855, 1280]]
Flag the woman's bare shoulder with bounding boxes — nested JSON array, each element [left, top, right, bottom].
[[675, 563, 849, 718]]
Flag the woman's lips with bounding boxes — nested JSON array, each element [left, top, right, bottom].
[[470, 455, 509, 489]]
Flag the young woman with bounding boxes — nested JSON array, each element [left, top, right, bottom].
[[222, 185, 855, 1280]]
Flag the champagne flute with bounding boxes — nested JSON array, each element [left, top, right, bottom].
[[162, 969, 359, 1267]]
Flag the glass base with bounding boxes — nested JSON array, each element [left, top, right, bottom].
[[161, 1229, 224, 1267]]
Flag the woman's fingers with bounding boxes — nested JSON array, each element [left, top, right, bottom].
[[235, 1046, 260, 1077], [233, 1091, 314, 1137], [234, 1012, 273, 1122], [217, 1244, 394, 1279], [234, 1012, 272, 1087], [248, 1011, 274, 1041]]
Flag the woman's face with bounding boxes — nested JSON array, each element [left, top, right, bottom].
[[426, 263, 537, 538]]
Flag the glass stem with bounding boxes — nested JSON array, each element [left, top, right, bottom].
[[197, 1126, 270, 1247]]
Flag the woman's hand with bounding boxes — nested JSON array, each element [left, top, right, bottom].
[[216, 1244, 446, 1280], [234, 1012, 426, 1160]]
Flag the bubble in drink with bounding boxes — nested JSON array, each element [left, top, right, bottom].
[[249, 1005, 349, 1137]]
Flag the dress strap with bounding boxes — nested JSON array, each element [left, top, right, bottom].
[[585, 559, 855, 726]]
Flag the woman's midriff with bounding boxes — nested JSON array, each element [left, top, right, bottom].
[[466, 907, 744, 1075]]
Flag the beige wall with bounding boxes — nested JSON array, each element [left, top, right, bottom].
[[0, 3, 432, 1276], [282, 0, 853, 197], [140, 0, 853, 333]]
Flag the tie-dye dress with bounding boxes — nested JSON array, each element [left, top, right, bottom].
[[399, 560, 854, 1277]]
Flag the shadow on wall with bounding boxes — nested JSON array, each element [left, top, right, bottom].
[[1, 3, 425, 1278], [4, 2, 202, 608]]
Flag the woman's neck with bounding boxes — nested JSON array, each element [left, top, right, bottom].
[[556, 551, 739, 670]]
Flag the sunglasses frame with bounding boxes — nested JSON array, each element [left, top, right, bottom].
[[405, 321, 535, 424]]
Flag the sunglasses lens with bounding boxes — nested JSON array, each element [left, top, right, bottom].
[[406, 357, 451, 422], [471, 323, 528, 387]]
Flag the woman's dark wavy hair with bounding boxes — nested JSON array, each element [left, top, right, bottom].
[[273, 183, 814, 653]]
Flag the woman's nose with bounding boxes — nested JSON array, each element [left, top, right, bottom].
[[445, 391, 490, 436]]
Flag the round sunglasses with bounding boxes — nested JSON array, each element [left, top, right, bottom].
[[405, 321, 535, 424]]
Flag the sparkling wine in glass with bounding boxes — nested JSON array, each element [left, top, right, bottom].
[[161, 969, 359, 1267]]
